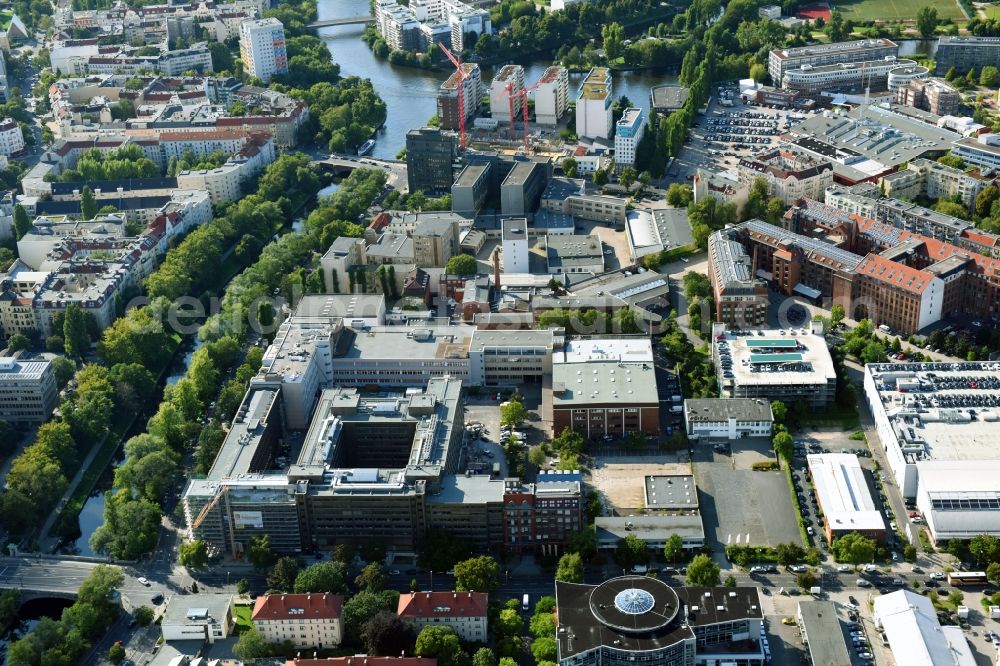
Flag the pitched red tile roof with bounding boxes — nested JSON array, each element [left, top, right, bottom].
[[251, 593, 343, 622], [856, 253, 936, 294], [397, 592, 488, 619]]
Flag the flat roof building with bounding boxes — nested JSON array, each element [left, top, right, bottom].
[[595, 515, 706, 552], [683, 398, 773, 440], [713, 322, 837, 407], [576, 67, 612, 140], [161, 594, 234, 645], [551, 355, 658, 438], [650, 84, 689, 114], [545, 233, 604, 275], [796, 601, 851, 666], [707, 227, 769, 329], [806, 453, 885, 544], [934, 36, 1000, 76], [863, 361, 1000, 542], [0, 355, 59, 424], [768, 38, 898, 86]]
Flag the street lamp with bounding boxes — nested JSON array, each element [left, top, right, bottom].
[[227, 571, 230, 586]]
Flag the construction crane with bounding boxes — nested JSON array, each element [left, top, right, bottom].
[[506, 81, 540, 152], [438, 42, 467, 151], [190, 484, 229, 532]]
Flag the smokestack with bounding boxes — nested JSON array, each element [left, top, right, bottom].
[[492, 247, 501, 291]]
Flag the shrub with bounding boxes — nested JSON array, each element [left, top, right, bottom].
[[751, 461, 780, 471]]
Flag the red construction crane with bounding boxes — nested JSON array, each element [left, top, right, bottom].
[[437, 42, 467, 151], [506, 81, 540, 152]]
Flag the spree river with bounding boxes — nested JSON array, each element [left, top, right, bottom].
[[316, 0, 679, 159]]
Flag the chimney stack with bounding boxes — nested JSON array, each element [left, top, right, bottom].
[[492, 247, 501, 291]]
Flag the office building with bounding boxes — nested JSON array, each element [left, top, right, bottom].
[[934, 36, 1000, 76], [625, 208, 695, 262], [545, 234, 604, 275], [650, 84, 690, 114], [712, 322, 837, 407], [806, 453, 886, 544], [614, 107, 644, 169], [706, 228, 769, 328], [534, 66, 569, 125], [540, 179, 626, 224], [374, 0, 422, 50], [780, 58, 918, 95], [490, 65, 524, 124], [550, 338, 659, 437], [897, 77, 959, 116], [437, 63, 482, 131], [555, 577, 766, 666], [468, 328, 555, 386], [501, 218, 530, 273], [853, 253, 944, 333], [951, 134, 1000, 171], [397, 592, 488, 642], [161, 595, 234, 644], [503, 472, 584, 555], [596, 516, 705, 553], [252, 594, 343, 650], [239, 18, 288, 84], [863, 361, 1000, 542], [768, 38, 898, 86], [737, 148, 833, 205], [873, 591, 976, 666], [683, 399, 773, 440], [501, 159, 550, 217], [879, 157, 983, 209], [576, 68, 612, 140], [451, 163, 490, 215], [796, 601, 851, 666], [0, 118, 25, 157], [406, 128, 457, 194], [0, 355, 59, 424]]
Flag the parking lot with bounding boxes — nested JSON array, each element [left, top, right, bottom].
[[693, 439, 803, 549]]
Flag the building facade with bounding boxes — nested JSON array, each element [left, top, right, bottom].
[[490, 65, 524, 124], [437, 63, 482, 131], [896, 77, 959, 116], [0, 118, 25, 157], [575, 68, 612, 140], [534, 66, 569, 125], [934, 36, 1000, 75], [406, 128, 457, 194], [251, 593, 343, 650], [614, 107, 644, 169], [683, 398, 773, 440], [768, 38, 898, 85], [737, 149, 833, 205], [239, 18, 288, 83], [397, 592, 488, 642], [0, 356, 59, 424], [503, 474, 584, 555], [707, 228, 769, 329]]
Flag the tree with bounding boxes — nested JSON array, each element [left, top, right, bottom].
[[454, 555, 500, 593], [772, 431, 794, 466], [233, 627, 269, 661], [13, 204, 30, 240], [592, 168, 609, 186], [797, 570, 818, 589], [80, 186, 97, 221], [666, 183, 693, 208], [663, 533, 684, 562], [860, 340, 888, 364], [178, 540, 209, 569], [473, 647, 497, 666], [446, 253, 478, 276], [916, 5, 938, 37], [344, 590, 399, 637], [497, 608, 523, 637], [903, 544, 917, 562], [361, 611, 416, 656], [415, 625, 465, 666], [601, 22, 625, 60], [6, 333, 30, 353], [969, 534, 1000, 567], [615, 534, 648, 569], [749, 63, 767, 82], [50, 355, 76, 389], [133, 605, 154, 626], [237, 578, 250, 596], [295, 561, 347, 594], [528, 446, 546, 466], [63, 304, 91, 358], [555, 552, 583, 583], [620, 166, 637, 192], [724, 574, 737, 587], [976, 185, 1000, 218], [831, 532, 876, 567], [247, 534, 277, 571], [830, 303, 845, 327], [982, 65, 1000, 88], [418, 528, 471, 572], [89, 492, 160, 560], [531, 638, 558, 663], [686, 554, 721, 586], [987, 562, 1000, 586], [109, 643, 126, 665], [500, 399, 529, 428], [561, 157, 578, 178], [567, 528, 598, 559], [355, 561, 388, 592]]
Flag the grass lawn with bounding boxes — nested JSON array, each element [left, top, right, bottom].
[[833, 0, 965, 21], [984, 3, 1000, 18], [233, 605, 253, 634]]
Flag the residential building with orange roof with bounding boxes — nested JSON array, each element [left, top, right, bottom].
[[397, 591, 488, 642], [252, 593, 344, 650], [853, 253, 944, 332]]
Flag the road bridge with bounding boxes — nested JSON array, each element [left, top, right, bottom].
[[314, 154, 409, 192], [308, 16, 375, 28]]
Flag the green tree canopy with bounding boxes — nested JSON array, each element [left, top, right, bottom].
[[294, 561, 349, 594], [454, 555, 501, 593], [414, 625, 465, 666], [686, 554, 721, 586], [555, 552, 583, 583], [831, 532, 876, 566], [445, 253, 478, 276]]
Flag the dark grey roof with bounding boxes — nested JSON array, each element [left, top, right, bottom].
[[684, 398, 773, 423], [35, 196, 171, 216], [50, 177, 177, 196]]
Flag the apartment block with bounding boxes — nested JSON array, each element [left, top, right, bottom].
[[437, 63, 482, 131], [239, 18, 288, 83], [503, 473, 585, 555], [707, 228, 769, 328], [934, 36, 1000, 75], [0, 356, 59, 424], [614, 107, 644, 169], [0, 118, 25, 157], [879, 158, 984, 210], [575, 67, 612, 140], [738, 148, 833, 205], [397, 592, 488, 642], [252, 594, 343, 650], [534, 66, 569, 125], [768, 38, 898, 85], [490, 64, 524, 124]]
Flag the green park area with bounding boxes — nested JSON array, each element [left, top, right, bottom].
[[833, 0, 965, 21]]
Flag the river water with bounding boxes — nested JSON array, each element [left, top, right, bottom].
[[316, 0, 680, 160]]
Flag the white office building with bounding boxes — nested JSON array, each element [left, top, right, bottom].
[[575, 67, 612, 140], [614, 107, 644, 169], [0, 356, 59, 424], [501, 218, 530, 273], [873, 590, 976, 666], [683, 398, 773, 439], [239, 18, 288, 83], [161, 595, 234, 645]]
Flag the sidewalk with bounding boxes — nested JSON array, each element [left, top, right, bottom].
[[37, 436, 106, 552]]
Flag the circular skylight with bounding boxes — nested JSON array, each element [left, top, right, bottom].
[[614, 588, 655, 615]]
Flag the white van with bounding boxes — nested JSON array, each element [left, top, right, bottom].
[[878, 324, 892, 334], [522, 594, 530, 611]]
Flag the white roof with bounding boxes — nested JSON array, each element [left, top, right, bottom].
[[559, 338, 654, 364], [874, 591, 975, 666], [807, 453, 884, 532], [625, 209, 660, 249]]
